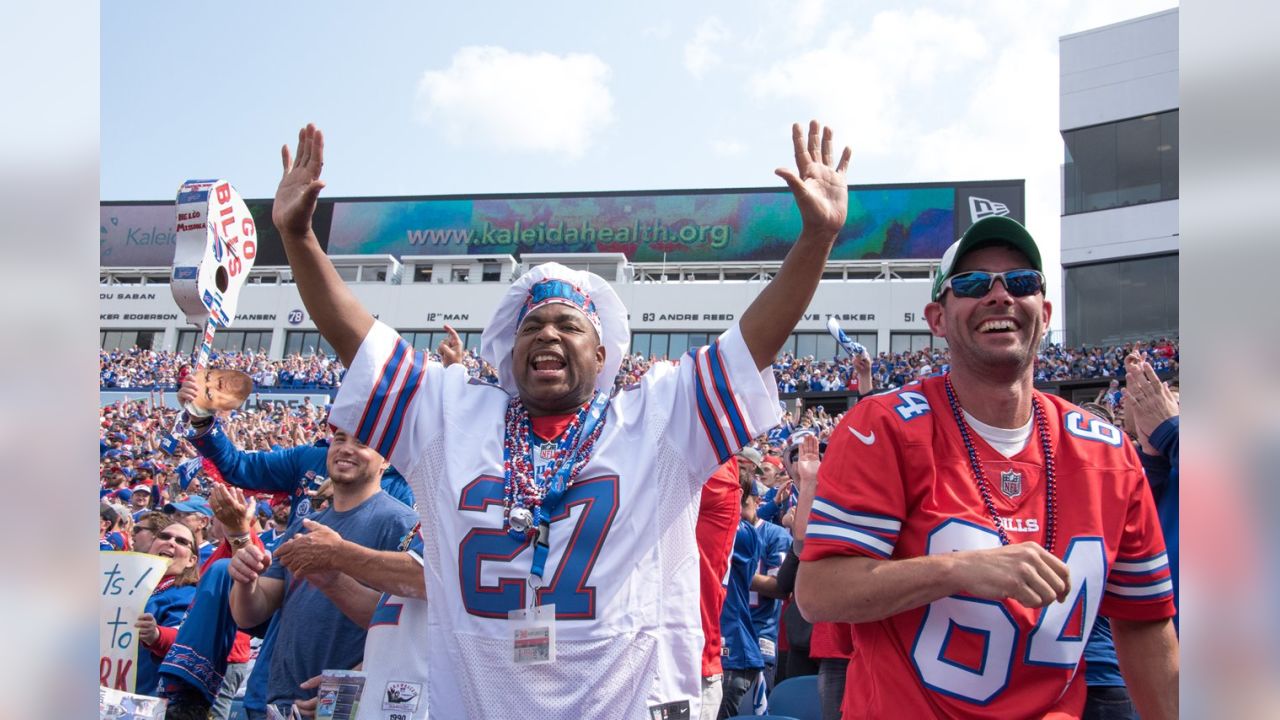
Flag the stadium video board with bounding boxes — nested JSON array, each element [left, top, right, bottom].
[[101, 181, 1021, 266]]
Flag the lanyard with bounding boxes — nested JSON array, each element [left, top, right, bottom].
[[528, 392, 610, 579]]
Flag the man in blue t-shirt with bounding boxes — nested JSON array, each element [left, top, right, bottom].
[[228, 428, 417, 718]]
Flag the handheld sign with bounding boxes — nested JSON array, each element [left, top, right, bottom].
[[162, 179, 259, 451], [826, 316, 867, 358], [170, 179, 258, 330], [99, 552, 169, 694]]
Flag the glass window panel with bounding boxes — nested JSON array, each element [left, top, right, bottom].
[[854, 332, 878, 357], [1065, 254, 1178, 346], [649, 334, 669, 359], [814, 334, 837, 360], [1063, 140, 1080, 215], [284, 332, 303, 356], [1160, 111, 1178, 200], [336, 266, 358, 282], [464, 332, 482, 352], [688, 333, 709, 350], [1063, 111, 1177, 215], [795, 333, 817, 359], [1115, 115, 1163, 206], [631, 333, 650, 357], [1077, 123, 1117, 211], [668, 333, 690, 358], [889, 333, 915, 356]]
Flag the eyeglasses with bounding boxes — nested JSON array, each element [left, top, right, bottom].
[[941, 269, 1045, 299], [155, 530, 193, 549]]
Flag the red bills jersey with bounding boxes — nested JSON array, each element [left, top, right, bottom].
[[697, 460, 743, 678], [800, 376, 1174, 719]]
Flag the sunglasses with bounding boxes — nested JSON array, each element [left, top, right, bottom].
[[155, 530, 193, 549], [941, 269, 1045, 299]]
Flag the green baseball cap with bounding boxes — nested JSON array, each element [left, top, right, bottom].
[[931, 215, 1044, 301]]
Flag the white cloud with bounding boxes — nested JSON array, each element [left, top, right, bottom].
[[416, 47, 614, 157], [713, 139, 746, 157], [788, 0, 827, 44], [684, 17, 730, 78], [750, 8, 990, 155]]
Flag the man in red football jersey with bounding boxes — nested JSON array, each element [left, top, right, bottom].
[[795, 216, 1178, 719]]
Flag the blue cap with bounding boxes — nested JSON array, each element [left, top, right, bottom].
[[164, 495, 213, 517], [112, 488, 134, 502]]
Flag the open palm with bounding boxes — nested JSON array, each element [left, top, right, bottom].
[[272, 123, 327, 238], [776, 121, 851, 237]]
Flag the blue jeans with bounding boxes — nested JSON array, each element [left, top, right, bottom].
[[1084, 685, 1137, 720], [718, 669, 758, 720]]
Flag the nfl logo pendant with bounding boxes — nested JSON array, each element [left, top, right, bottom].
[[539, 442, 557, 460], [1000, 469, 1023, 498], [509, 507, 534, 533]]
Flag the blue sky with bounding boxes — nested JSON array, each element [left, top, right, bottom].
[[101, 0, 1178, 327]]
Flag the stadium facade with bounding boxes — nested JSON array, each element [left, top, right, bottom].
[[1059, 8, 1179, 347], [101, 181, 1024, 362]]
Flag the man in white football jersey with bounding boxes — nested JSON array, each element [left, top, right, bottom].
[[269, 120, 851, 719]]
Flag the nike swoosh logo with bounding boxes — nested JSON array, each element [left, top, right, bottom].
[[849, 426, 875, 445]]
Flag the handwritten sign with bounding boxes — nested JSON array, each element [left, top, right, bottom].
[[100, 552, 168, 693]]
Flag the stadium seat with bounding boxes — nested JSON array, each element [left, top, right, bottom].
[[766, 674, 822, 720]]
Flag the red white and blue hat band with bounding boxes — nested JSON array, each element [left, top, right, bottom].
[[516, 279, 602, 337]]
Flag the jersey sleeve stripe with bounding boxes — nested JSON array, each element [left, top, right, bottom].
[[355, 339, 409, 446], [810, 498, 902, 533], [1111, 553, 1168, 573], [691, 348, 732, 463], [1105, 578, 1174, 599], [705, 341, 752, 448], [375, 350, 426, 459], [809, 509, 899, 543], [805, 521, 895, 558], [694, 346, 741, 450]]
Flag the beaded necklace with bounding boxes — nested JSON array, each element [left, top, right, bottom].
[[501, 393, 607, 537], [942, 374, 1058, 553]]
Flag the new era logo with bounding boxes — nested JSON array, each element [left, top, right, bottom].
[[969, 196, 1010, 222]]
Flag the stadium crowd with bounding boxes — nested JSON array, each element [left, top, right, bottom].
[[98, 344, 1178, 720], [99, 121, 1178, 720], [101, 337, 1178, 396]]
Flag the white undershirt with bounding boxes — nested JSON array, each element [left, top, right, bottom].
[[963, 410, 1032, 459]]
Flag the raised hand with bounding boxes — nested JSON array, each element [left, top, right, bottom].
[[209, 482, 255, 536], [273, 124, 327, 239], [438, 324, 465, 367], [775, 120, 852, 239], [794, 433, 821, 491], [1123, 354, 1178, 447]]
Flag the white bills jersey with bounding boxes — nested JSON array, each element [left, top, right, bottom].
[[331, 321, 779, 720], [358, 537, 429, 720]]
